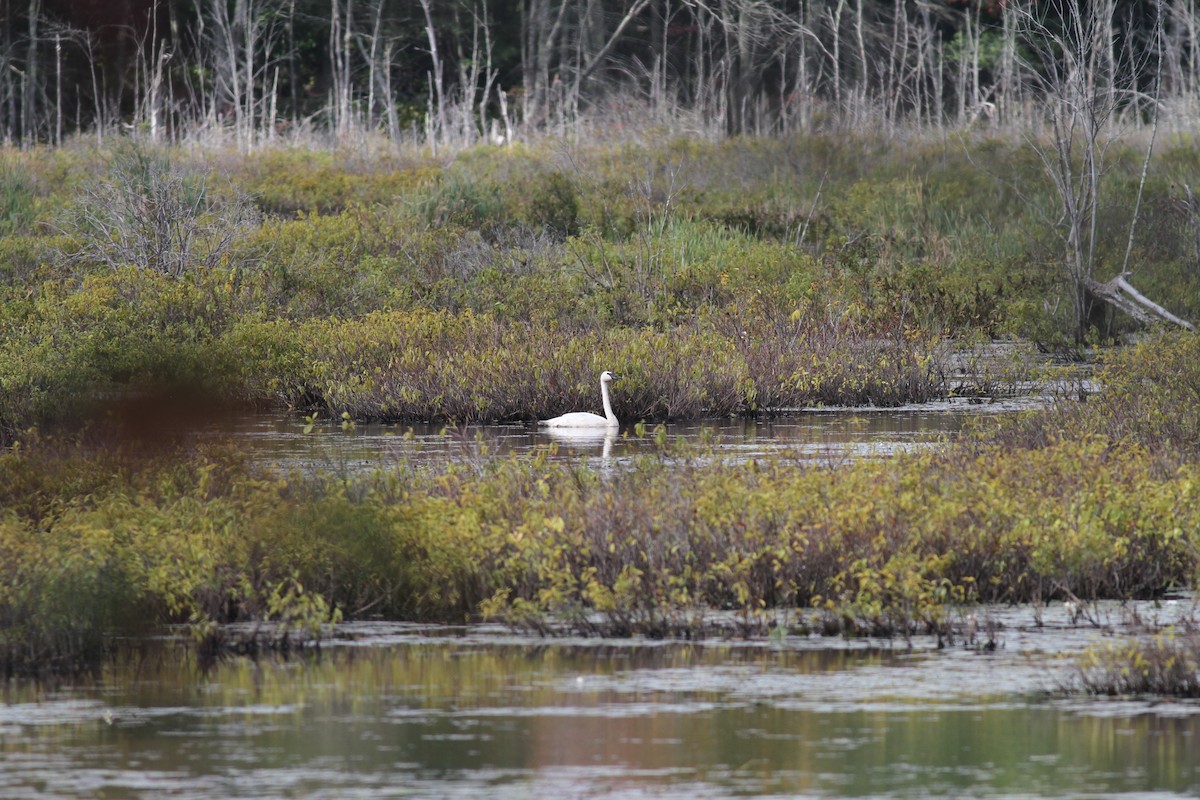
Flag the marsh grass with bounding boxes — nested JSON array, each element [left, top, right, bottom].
[[0, 165, 37, 238]]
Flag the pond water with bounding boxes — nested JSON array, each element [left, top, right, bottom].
[[201, 397, 1037, 473], [3, 601, 1199, 799]]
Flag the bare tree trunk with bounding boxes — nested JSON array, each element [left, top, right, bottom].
[[523, 0, 570, 126], [830, 0, 845, 112], [266, 65, 278, 139], [241, 0, 256, 149], [141, 1, 171, 146], [23, 0, 41, 143], [286, 0, 298, 124], [381, 40, 400, 144], [418, 0, 446, 144], [53, 29, 61, 145], [475, 1, 499, 141], [793, 1, 808, 132], [1088, 275, 1196, 329], [82, 30, 103, 144], [1014, 0, 1175, 341], [199, 0, 283, 149], [1, 0, 12, 143], [364, 0, 382, 133], [329, 0, 354, 143], [208, 0, 244, 142], [998, 2, 1017, 126], [853, 0, 867, 119]]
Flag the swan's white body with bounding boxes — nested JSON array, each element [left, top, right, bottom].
[[541, 371, 619, 429]]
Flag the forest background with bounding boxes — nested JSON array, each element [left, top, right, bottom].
[[0, 0, 1191, 146]]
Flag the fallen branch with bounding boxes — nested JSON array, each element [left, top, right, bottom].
[[1087, 273, 1196, 331]]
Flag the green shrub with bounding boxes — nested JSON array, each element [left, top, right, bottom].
[[1073, 630, 1200, 697], [235, 148, 430, 214]]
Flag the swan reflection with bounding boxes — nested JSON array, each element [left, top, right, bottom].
[[542, 426, 615, 459]]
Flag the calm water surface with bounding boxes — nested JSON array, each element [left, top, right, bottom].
[[3, 603, 1199, 799], [204, 398, 1036, 473]]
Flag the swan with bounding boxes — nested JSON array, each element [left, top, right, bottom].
[[541, 371, 621, 429]]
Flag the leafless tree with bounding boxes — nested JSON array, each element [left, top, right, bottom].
[[1014, 0, 1191, 340], [22, 0, 42, 143], [200, 0, 284, 150], [61, 145, 260, 279]]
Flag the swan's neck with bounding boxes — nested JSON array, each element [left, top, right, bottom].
[[600, 379, 617, 425]]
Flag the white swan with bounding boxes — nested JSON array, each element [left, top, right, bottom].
[[541, 371, 620, 429]]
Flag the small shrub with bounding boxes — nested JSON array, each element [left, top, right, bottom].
[[58, 143, 260, 278], [525, 171, 581, 236], [1072, 630, 1200, 697]]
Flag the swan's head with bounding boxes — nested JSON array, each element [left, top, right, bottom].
[[601, 370, 620, 383]]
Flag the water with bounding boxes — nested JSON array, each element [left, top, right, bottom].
[[3, 602, 1199, 799], [202, 398, 1035, 473]]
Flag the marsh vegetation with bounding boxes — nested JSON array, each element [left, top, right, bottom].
[[3, 4, 1200, 711]]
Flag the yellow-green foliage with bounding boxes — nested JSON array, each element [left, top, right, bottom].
[[0, 144, 101, 227], [234, 148, 431, 214], [6, 134, 1200, 440], [5, 139, 1200, 672], [0, 267, 249, 437], [0, 445, 336, 674], [563, 220, 820, 325], [994, 331, 1200, 453], [471, 437, 1199, 636], [240, 305, 944, 422], [0, 251, 947, 440], [1075, 629, 1200, 697]]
